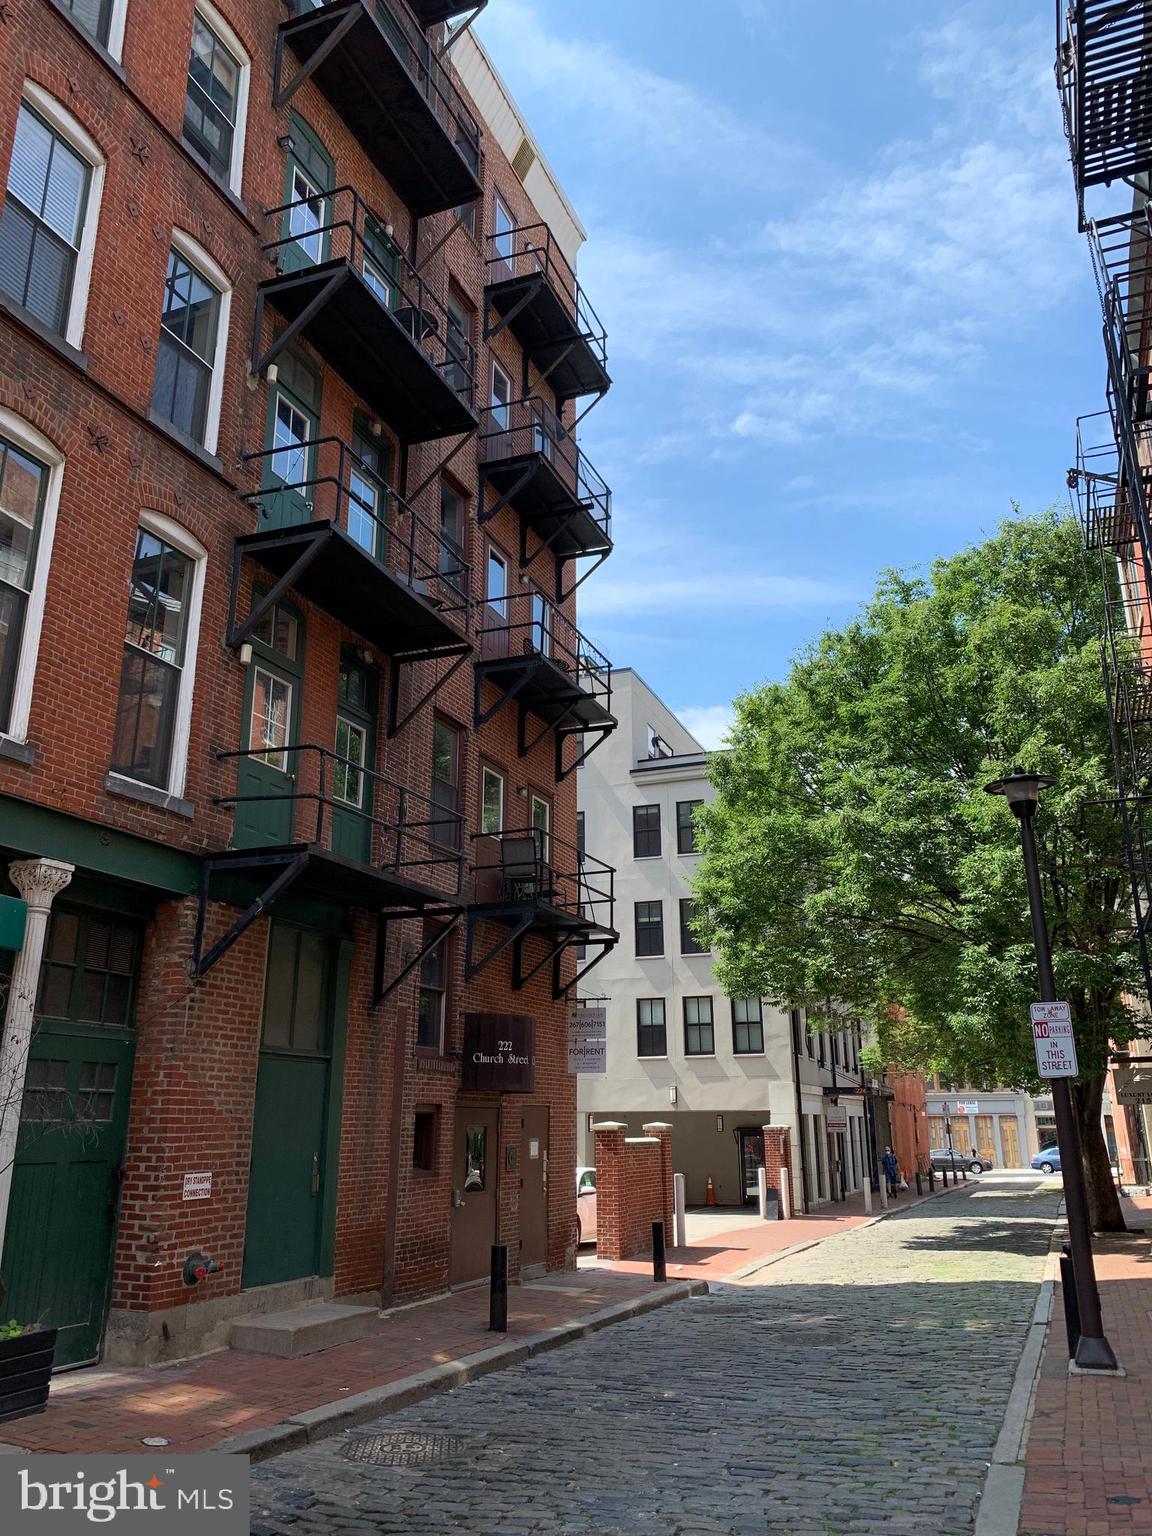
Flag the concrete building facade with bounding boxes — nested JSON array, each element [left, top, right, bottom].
[[576, 671, 869, 1211]]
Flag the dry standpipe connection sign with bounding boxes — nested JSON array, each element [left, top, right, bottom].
[[0, 1455, 249, 1532]]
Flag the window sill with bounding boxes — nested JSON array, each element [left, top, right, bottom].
[[0, 292, 88, 371], [105, 772, 194, 818], [637, 1054, 669, 1061], [0, 736, 36, 765], [684, 1053, 717, 1060], [732, 1051, 765, 1058], [146, 409, 225, 475], [178, 138, 250, 220], [45, 0, 128, 79]]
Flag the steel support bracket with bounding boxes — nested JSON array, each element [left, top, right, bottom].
[[373, 908, 462, 1006], [388, 641, 473, 737]]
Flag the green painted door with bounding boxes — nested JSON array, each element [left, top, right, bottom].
[[233, 599, 304, 850], [277, 114, 333, 277], [330, 649, 377, 865], [242, 925, 334, 1289], [258, 348, 323, 532], [0, 906, 140, 1368]]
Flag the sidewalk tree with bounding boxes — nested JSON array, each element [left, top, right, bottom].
[[693, 511, 1141, 1231]]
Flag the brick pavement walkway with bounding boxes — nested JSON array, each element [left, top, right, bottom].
[[251, 1176, 1061, 1536], [1020, 1192, 1152, 1536], [0, 1269, 663, 1456], [585, 1183, 932, 1282]]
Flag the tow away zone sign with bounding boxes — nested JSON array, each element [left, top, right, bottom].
[[1030, 1002, 1079, 1079]]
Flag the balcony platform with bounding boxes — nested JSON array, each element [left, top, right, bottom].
[[233, 520, 469, 660], [486, 271, 610, 403], [278, 1, 481, 218], [257, 260, 476, 445]]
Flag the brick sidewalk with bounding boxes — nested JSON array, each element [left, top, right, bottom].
[[1021, 1192, 1152, 1536], [584, 1182, 935, 1282], [0, 1269, 663, 1457]]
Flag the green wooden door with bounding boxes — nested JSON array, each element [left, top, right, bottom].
[[277, 114, 334, 277], [233, 599, 304, 850], [258, 348, 322, 532], [330, 649, 377, 865], [0, 906, 140, 1368], [242, 925, 334, 1289]]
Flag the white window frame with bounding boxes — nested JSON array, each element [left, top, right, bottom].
[[17, 82, 106, 351], [190, 0, 250, 195], [480, 765, 504, 835], [105, 0, 129, 61], [490, 361, 511, 428], [486, 545, 508, 617], [109, 508, 206, 800], [166, 227, 232, 456], [0, 407, 64, 748]]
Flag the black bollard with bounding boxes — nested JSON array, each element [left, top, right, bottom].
[[928, 1166, 936, 1192], [652, 1219, 667, 1282], [1060, 1243, 1081, 1359], [489, 1244, 508, 1333], [961, 1167, 968, 1183], [915, 1170, 923, 1197]]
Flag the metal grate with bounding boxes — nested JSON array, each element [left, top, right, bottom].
[[342, 1432, 469, 1466]]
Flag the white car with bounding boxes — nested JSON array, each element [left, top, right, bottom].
[[576, 1165, 597, 1244]]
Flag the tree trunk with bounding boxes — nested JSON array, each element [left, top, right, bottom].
[[1072, 1074, 1126, 1233]]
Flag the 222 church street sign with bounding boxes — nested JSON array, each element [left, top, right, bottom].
[[1030, 1002, 1079, 1079]]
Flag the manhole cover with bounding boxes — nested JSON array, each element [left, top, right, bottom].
[[1108, 1496, 1142, 1506], [342, 1433, 468, 1467]]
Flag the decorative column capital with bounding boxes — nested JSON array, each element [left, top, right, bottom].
[[8, 857, 74, 913]]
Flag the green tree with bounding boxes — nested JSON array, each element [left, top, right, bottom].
[[694, 511, 1141, 1230]]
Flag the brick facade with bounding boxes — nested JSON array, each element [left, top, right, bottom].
[[0, 0, 612, 1362], [592, 1122, 670, 1262]]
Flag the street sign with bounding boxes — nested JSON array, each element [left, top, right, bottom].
[[1030, 1002, 1079, 1079]]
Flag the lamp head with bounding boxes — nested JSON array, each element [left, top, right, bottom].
[[983, 766, 1057, 820]]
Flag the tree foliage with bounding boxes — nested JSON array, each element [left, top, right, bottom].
[[693, 512, 1140, 1223]]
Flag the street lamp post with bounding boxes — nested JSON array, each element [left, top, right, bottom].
[[985, 767, 1118, 1371]]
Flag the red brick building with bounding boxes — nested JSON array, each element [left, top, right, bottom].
[[0, 0, 618, 1366]]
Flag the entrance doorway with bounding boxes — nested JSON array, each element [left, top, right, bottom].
[[1, 906, 140, 1367], [242, 924, 335, 1290], [999, 1115, 1022, 1168], [520, 1106, 549, 1269], [449, 1106, 498, 1285], [737, 1128, 765, 1206]]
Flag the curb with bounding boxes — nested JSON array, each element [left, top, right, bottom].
[[973, 1255, 1058, 1536], [216, 1278, 708, 1463], [724, 1179, 967, 1283]]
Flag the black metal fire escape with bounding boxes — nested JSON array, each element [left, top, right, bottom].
[[1058, 2, 1152, 1002]]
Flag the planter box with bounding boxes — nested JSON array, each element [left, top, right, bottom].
[[0, 1328, 57, 1424]]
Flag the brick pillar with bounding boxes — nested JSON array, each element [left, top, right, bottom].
[[592, 1122, 628, 1261], [763, 1126, 792, 1217], [642, 1122, 674, 1233]]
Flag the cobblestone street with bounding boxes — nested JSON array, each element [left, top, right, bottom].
[[251, 1178, 1061, 1536]]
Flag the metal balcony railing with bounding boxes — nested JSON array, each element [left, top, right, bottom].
[[242, 434, 472, 622], [284, 0, 480, 178], [215, 743, 465, 896], [1057, 1, 1152, 224], [479, 396, 612, 537], [470, 825, 615, 931], [1072, 412, 1152, 1001], [262, 185, 478, 406], [485, 221, 607, 370], [478, 589, 612, 712]]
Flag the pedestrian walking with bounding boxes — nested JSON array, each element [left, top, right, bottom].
[[882, 1145, 900, 1199]]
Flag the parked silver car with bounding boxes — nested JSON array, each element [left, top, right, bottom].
[[576, 1165, 597, 1243], [928, 1148, 990, 1174]]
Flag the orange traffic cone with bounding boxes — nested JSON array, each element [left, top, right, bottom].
[[705, 1176, 716, 1206]]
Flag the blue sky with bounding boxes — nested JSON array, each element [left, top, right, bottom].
[[475, 0, 1102, 747]]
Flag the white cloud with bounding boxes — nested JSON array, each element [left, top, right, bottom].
[[475, 0, 816, 194], [676, 705, 736, 751], [509, 4, 1079, 456]]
